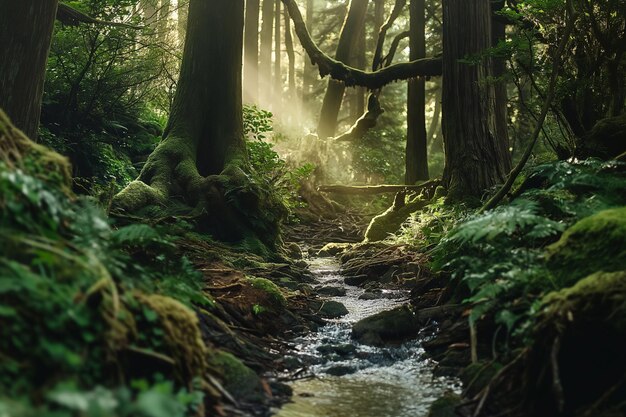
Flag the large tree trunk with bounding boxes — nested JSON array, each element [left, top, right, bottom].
[[114, 0, 280, 248], [244, 0, 260, 103], [0, 0, 59, 140], [441, 0, 510, 200], [405, 0, 429, 184], [316, 0, 369, 139], [259, 0, 274, 108]]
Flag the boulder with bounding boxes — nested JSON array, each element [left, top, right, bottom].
[[319, 300, 349, 319], [317, 242, 352, 257], [317, 286, 347, 297], [545, 207, 626, 286], [351, 305, 421, 346]]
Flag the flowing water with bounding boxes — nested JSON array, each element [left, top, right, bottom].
[[273, 257, 460, 417]]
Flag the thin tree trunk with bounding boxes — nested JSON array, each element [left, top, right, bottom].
[[274, 0, 282, 110], [302, 0, 315, 107], [141, 0, 158, 25], [405, 0, 429, 184], [427, 87, 442, 152], [491, 0, 512, 170], [259, 0, 274, 107], [0, 0, 60, 140], [177, 0, 188, 42], [244, 0, 260, 103], [316, 0, 369, 139], [441, 0, 509, 200], [158, 0, 171, 40], [284, 6, 296, 101]]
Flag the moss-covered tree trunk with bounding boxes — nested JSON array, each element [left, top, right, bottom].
[[244, 0, 260, 104], [0, 0, 59, 140], [405, 0, 429, 184], [441, 0, 511, 200], [316, 0, 369, 139], [114, 0, 281, 249]]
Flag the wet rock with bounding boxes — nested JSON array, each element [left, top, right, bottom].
[[427, 392, 462, 417], [316, 343, 357, 357], [351, 305, 421, 346], [326, 365, 357, 376], [317, 242, 352, 257], [319, 300, 349, 318], [358, 292, 380, 300], [344, 274, 369, 286], [317, 286, 347, 297]]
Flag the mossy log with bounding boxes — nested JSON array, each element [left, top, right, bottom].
[[319, 179, 439, 195]]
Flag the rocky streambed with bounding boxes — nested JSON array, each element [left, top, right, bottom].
[[273, 257, 460, 417]]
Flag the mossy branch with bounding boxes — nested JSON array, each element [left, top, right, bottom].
[[281, 0, 441, 89]]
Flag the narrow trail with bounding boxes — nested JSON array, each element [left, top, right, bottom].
[[273, 255, 460, 417]]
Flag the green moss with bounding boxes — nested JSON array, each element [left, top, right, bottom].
[[113, 180, 165, 212], [208, 350, 264, 402], [248, 277, 287, 308], [364, 195, 429, 242], [427, 392, 462, 417], [546, 207, 626, 286]]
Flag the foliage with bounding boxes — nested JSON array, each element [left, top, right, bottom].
[[0, 165, 212, 415], [41, 0, 174, 192], [431, 159, 626, 340], [245, 108, 315, 221], [243, 105, 274, 141]]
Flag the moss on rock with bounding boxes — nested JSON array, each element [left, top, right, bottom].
[[545, 207, 626, 286], [364, 194, 429, 242], [427, 392, 461, 417], [208, 350, 265, 403], [248, 277, 287, 309], [135, 293, 208, 386]]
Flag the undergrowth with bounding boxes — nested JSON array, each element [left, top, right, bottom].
[[399, 159, 626, 346], [0, 164, 213, 416]]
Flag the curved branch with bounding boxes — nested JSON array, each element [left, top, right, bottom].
[[281, 0, 441, 89], [373, 0, 407, 70], [57, 3, 144, 29]]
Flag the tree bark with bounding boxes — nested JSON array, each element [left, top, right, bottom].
[[259, 0, 274, 107], [441, 0, 510, 200], [115, 0, 282, 248], [302, 0, 316, 106], [284, 6, 296, 101], [405, 0, 429, 184], [0, 0, 60, 140], [244, 0, 260, 103], [316, 0, 369, 139], [274, 0, 282, 109]]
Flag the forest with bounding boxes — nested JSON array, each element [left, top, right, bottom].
[[0, 0, 625, 416]]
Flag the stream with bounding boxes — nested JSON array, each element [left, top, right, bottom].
[[273, 257, 460, 417]]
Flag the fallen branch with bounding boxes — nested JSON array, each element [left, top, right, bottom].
[[281, 0, 441, 89], [318, 179, 440, 195]]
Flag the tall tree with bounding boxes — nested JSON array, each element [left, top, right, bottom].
[[405, 0, 429, 183], [302, 0, 316, 107], [316, 0, 369, 139], [0, 0, 60, 140], [115, 0, 280, 247], [284, 6, 297, 102], [274, 0, 282, 108], [259, 0, 274, 107], [244, 0, 260, 103], [441, 0, 511, 199]]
